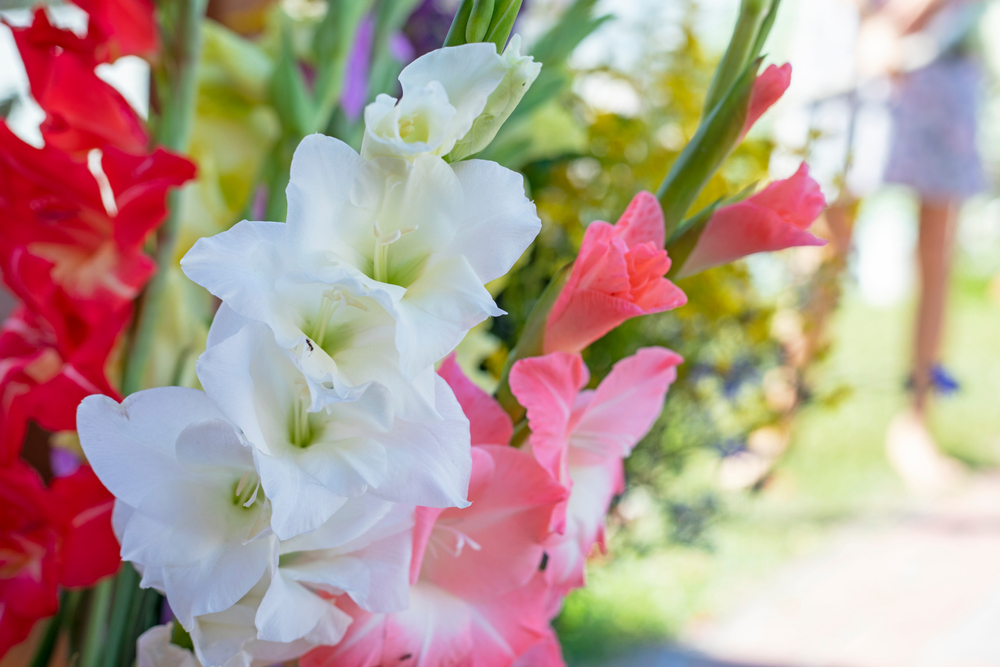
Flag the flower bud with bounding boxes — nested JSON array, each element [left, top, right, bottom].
[[446, 34, 541, 161], [466, 0, 496, 43]]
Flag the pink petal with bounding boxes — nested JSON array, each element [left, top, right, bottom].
[[748, 163, 827, 231], [679, 165, 827, 277], [437, 355, 513, 447], [509, 353, 589, 483], [742, 63, 792, 139], [544, 289, 645, 354], [512, 629, 567, 667], [423, 446, 566, 601], [409, 506, 444, 586], [613, 190, 665, 248], [544, 456, 623, 593], [572, 347, 683, 459]]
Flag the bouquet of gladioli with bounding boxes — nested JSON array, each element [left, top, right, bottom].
[[0, 0, 827, 665]]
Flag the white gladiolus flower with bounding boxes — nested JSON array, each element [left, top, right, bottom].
[[185, 497, 414, 666], [196, 320, 471, 541], [77, 388, 274, 629], [137, 624, 199, 667], [361, 43, 508, 161], [182, 231, 433, 419], [190, 575, 341, 667], [447, 35, 542, 162], [287, 134, 540, 377]]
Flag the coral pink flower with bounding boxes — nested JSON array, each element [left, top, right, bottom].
[[678, 163, 827, 277], [510, 347, 682, 594], [0, 462, 119, 658], [545, 191, 686, 354], [302, 444, 567, 667], [437, 355, 513, 447], [741, 63, 792, 140], [9, 10, 149, 156], [511, 630, 566, 667]]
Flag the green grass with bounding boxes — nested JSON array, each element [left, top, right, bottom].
[[558, 273, 1000, 665]]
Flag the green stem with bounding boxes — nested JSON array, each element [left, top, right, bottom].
[[101, 566, 140, 667], [494, 263, 572, 421], [28, 591, 74, 667], [121, 0, 207, 397], [79, 579, 113, 667]]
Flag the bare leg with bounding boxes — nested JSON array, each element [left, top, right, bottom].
[[885, 197, 964, 494], [912, 198, 959, 415]]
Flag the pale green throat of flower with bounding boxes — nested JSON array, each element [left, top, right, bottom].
[[372, 219, 418, 284], [290, 378, 314, 448], [232, 469, 261, 508], [311, 288, 367, 350]]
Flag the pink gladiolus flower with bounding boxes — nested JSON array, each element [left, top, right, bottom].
[[437, 355, 513, 447], [544, 192, 687, 354], [678, 163, 827, 277], [510, 347, 682, 594], [302, 443, 567, 667], [741, 63, 792, 140]]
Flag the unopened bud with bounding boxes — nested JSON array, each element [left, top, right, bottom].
[[466, 0, 495, 43]]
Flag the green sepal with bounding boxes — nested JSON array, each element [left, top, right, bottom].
[[444, 0, 475, 46], [466, 0, 495, 43], [485, 0, 522, 49]]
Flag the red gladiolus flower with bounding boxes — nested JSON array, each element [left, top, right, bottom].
[[678, 163, 827, 277], [71, 0, 160, 60], [8, 10, 149, 156], [0, 306, 123, 466], [544, 191, 687, 354], [0, 122, 195, 325], [0, 463, 119, 658], [741, 63, 792, 140]]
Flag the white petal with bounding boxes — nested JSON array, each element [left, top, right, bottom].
[[162, 525, 273, 628], [252, 447, 354, 541], [448, 159, 541, 284], [181, 221, 305, 348], [286, 135, 369, 274], [393, 255, 502, 377], [256, 570, 352, 644], [174, 419, 253, 471], [398, 43, 507, 147], [361, 85, 459, 160], [368, 374, 471, 509], [137, 624, 199, 667], [77, 388, 227, 508]]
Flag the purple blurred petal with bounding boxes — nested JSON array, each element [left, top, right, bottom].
[[342, 15, 376, 121], [389, 31, 415, 63], [50, 446, 81, 477]]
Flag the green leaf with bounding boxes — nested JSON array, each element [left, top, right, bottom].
[[270, 26, 315, 138]]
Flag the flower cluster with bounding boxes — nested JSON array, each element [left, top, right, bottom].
[[0, 0, 195, 654], [74, 41, 665, 667]]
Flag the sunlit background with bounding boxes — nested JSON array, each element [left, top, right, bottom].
[[4, 0, 1000, 665]]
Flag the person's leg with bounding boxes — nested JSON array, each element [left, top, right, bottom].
[[912, 197, 959, 415], [885, 196, 963, 494]]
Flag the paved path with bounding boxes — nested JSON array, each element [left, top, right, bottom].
[[609, 474, 1000, 667]]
